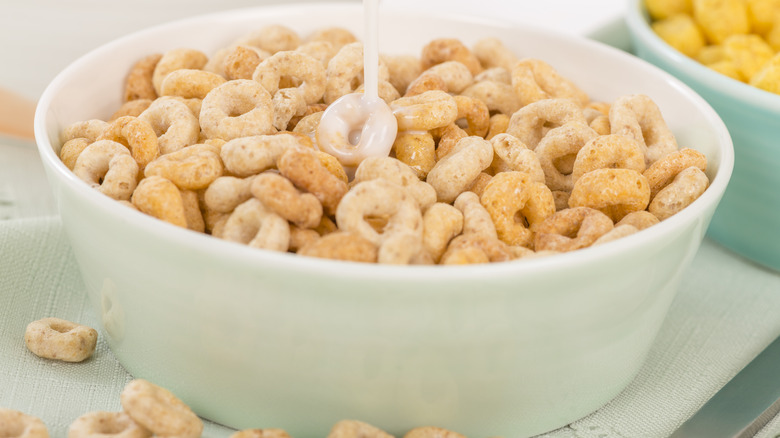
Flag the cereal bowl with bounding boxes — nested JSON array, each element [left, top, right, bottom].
[[35, 3, 733, 437], [625, 0, 780, 272]]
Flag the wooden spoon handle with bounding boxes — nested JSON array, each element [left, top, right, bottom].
[[0, 88, 36, 140]]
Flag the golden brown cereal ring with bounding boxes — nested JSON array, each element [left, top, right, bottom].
[[490, 133, 545, 183], [180, 190, 205, 233], [138, 97, 200, 155], [110, 99, 153, 121], [467, 172, 493, 198], [569, 168, 652, 222], [453, 95, 489, 137], [534, 207, 614, 252], [270, 88, 307, 131], [382, 54, 423, 95], [221, 198, 290, 251], [61, 119, 109, 144], [426, 136, 494, 203], [592, 224, 639, 246], [204, 175, 256, 214], [251, 172, 323, 229], [298, 231, 378, 263], [422, 202, 464, 263], [160, 69, 226, 100], [442, 233, 513, 263], [288, 103, 327, 131], [73, 140, 139, 201], [486, 113, 511, 140], [392, 131, 436, 179], [378, 231, 425, 265], [352, 156, 437, 211], [473, 37, 519, 71], [288, 225, 321, 252], [222, 45, 265, 80], [506, 98, 587, 150], [0, 409, 49, 438], [475, 67, 512, 84], [324, 42, 390, 104], [315, 150, 349, 185], [535, 121, 599, 191], [295, 41, 338, 67], [278, 147, 348, 215], [609, 94, 678, 164], [24, 317, 97, 362], [648, 166, 709, 220], [220, 133, 301, 177], [233, 25, 301, 54], [461, 80, 521, 116], [421, 61, 474, 94], [151, 48, 208, 96], [440, 244, 491, 265], [60, 138, 91, 170], [616, 210, 661, 230], [230, 429, 291, 438], [120, 379, 202, 438], [253, 51, 326, 107], [589, 113, 611, 136], [643, 147, 708, 198], [511, 58, 590, 107], [391, 90, 458, 131], [404, 426, 466, 438], [200, 79, 275, 141], [454, 191, 498, 239], [131, 176, 189, 228], [144, 144, 223, 191], [421, 38, 483, 75], [68, 411, 151, 438], [435, 124, 468, 160], [98, 116, 160, 170], [305, 27, 358, 51], [571, 133, 646, 185], [124, 54, 161, 102], [404, 72, 449, 97]]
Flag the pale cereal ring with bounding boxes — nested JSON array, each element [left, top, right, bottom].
[[454, 190, 497, 239], [180, 189, 205, 233], [569, 168, 651, 222], [138, 97, 200, 155], [271, 88, 307, 131], [421, 38, 483, 75], [222, 45, 265, 80], [68, 412, 150, 438], [110, 99, 153, 121], [288, 103, 327, 131], [298, 231, 378, 263], [534, 207, 614, 252], [151, 48, 208, 96], [324, 42, 389, 104], [305, 27, 358, 51], [592, 224, 639, 246], [404, 426, 466, 438], [131, 176, 189, 228], [233, 25, 301, 54], [120, 379, 202, 438], [288, 225, 321, 252], [352, 156, 437, 211], [199, 79, 275, 141], [73, 140, 139, 201], [475, 67, 512, 84], [435, 124, 468, 160], [442, 233, 513, 263], [589, 113, 611, 136], [378, 231, 424, 265], [24, 317, 97, 362], [382, 54, 423, 95], [97, 116, 160, 169], [277, 147, 348, 215], [421, 61, 474, 94], [643, 147, 708, 198], [511, 58, 589, 107], [616, 210, 660, 230], [220, 133, 301, 177], [505, 98, 587, 150], [472, 37, 518, 71], [466, 171, 493, 198], [295, 41, 337, 67], [144, 144, 223, 190], [461, 80, 521, 116], [355, 80, 402, 104], [422, 202, 464, 263], [250, 172, 323, 228], [230, 429, 291, 438], [160, 69, 226, 100], [204, 175, 256, 213], [571, 134, 646, 184], [609, 94, 678, 164], [427, 136, 493, 203], [253, 51, 327, 105], [490, 133, 545, 183], [486, 113, 510, 140], [0, 409, 48, 438], [440, 244, 491, 265], [535, 121, 599, 191], [391, 90, 458, 132], [392, 131, 436, 179], [648, 166, 709, 220], [60, 138, 91, 170], [61, 119, 109, 144], [316, 150, 349, 185], [124, 53, 161, 102], [221, 198, 290, 251], [453, 95, 489, 137], [405, 73, 448, 97]]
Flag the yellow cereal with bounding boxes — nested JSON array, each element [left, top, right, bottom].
[[651, 14, 706, 57], [745, 0, 780, 35], [749, 52, 780, 94], [722, 34, 775, 79], [766, 16, 780, 50], [696, 44, 726, 64], [706, 60, 743, 80], [646, 0, 693, 20], [693, 0, 750, 44]]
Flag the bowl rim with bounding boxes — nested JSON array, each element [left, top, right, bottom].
[[625, 0, 780, 115], [34, 1, 734, 282]]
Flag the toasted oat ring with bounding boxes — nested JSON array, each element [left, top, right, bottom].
[[73, 140, 139, 201], [534, 207, 614, 252], [454, 191, 498, 239], [378, 231, 424, 265], [324, 42, 389, 104], [481, 171, 556, 247], [420, 38, 483, 75], [382, 54, 423, 95], [295, 40, 337, 67], [138, 97, 200, 155], [68, 411, 151, 438], [648, 166, 709, 220], [616, 210, 660, 230], [277, 147, 348, 215], [404, 73, 448, 97], [0, 409, 49, 438], [305, 27, 358, 51], [473, 37, 518, 71], [124, 53, 161, 102], [143, 144, 223, 191], [426, 136, 494, 204], [535, 121, 599, 191], [120, 379, 202, 438], [151, 48, 208, 96], [392, 131, 436, 179], [253, 51, 326, 105], [461, 80, 521, 116], [422, 202, 464, 263], [420, 61, 474, 94], [592, 224, 639, 246], [643, 148, 708, 198], [199, 79, 275, 141], [61, 119, 110, 144], [506, 98, 587, 150], [220, 198, 290, 251], [475, 67, 512, 84], [442, 233, 513, 263], [298, 231, 378, 263], [221, 45, 266, 80], [97, 116, 160, 169], [233, 25, 301, 54], [110, 99, 153, 121], [569, 168, 651, 222], [24, 317, 98, 362], [511, 58, 589, 107], [160, 69, 226, 100], [434, 124, 468, 160], [352, 156, 437, 211], [220, 133, 301, 177], [131, 176, 188, 228], [453, 95, 489, 137], [490, 133, 545, 183], [486, 113, 510, 140], [250, 172, 323, 229], [571, 134, 646, 184], [204, 175, 256, 213], [391, 90, 458, 132], [315, 150, 349, 185], [609, 94, 678, 164], [60, 138, 91, 170]]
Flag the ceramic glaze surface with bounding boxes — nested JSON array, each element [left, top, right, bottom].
[[35, 4, 733, 437]]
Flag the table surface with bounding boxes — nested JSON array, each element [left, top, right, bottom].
[[3, 1, 780, 438]]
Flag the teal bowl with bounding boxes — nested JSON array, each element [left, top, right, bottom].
[[625, 0, 780, 272]]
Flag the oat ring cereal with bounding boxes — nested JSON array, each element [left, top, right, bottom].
[[324, 42, 390, 104], [204, 175, 256, 214], [609, 94, 678, 164], [124, 53, 162, 102], [391, 131, 436, 179], [0, 409, 49, 438], [473, 37, 519, 72], [221, 198, 291, 251], [420, 38, 483, 76], [199, 79, 275, 140], [130, 176, 190, 228], [420, 61, 475, 94], [534, 121, 599, 191], [511, 58, 590, 107], [253, 51, 326, 104], [73, 140, 139, 201], [137, 97, 200, 155], [648, 166, 710, 220], [426, 136, 494, 203], [151, 48, 209, 95], [278, 147, 349, 214], [68, 412, 151, 438], [390, 90, 458, 131], [489, 133, 545, 183], [643, 147, 708, 198], [422, 202, 464, 263], [97, 116, 160, 170], [120, 379, 203, 438], [24, 317, 98, 363], [461, 80, 521, 116], [143, 143, 224, 191], [571, 133, 646, 184], [506, 98, 588, 149], [160, 69, 227, 100], [297, 231, 379, 263], [250, 172, 323, 229], [61, 119, 110, 144], [352, 156, 438, 211], [453, 95, 490, 137], [534, 207, 615, 252], [220, 133, 301, 177], [569, 168, 652, 222]]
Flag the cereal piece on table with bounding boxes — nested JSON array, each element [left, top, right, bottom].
[[535, 121, 599, 191], [646, 0, 693, 20], [643, 147, 707, 198], [68, 411, 150, 438], [693, 0, 750, 44], [648, 166, 709, 220], [473, 37, 518, 71], [199, 80, 275, 141], [392, 131, 436, 179], [426, 136, 494, 204], [749, 52, 780, 93], [24, 317, 98, 362], [609, 94, 678, 164], [421, 38, 483, 75], [0, 408, 49, 438], [506, 98, 587, 150], [120, 379, 203, 438], [220, 133, 301, 177], [461, 80, 521, 116], [722, 34, 775, 80], [131, 176, 189, 228], [404, 426, 466, 438], [151, 48, 208, 96], [230, 429, 291, 438], [569, 168, 652, 222], [233, 25, 301, 54], [422, 202, 464, 263], [160, 69, 226, 100], [511, 58, 590, 107], [651, 13, 706, 57], [298, 231, 378, 263], [534, 207, 614, 252], [143, 144, 223, 191], [250, 172, 323, 229], [73, 140, 139, 201], [221, 198, 290, 251], [124, 53, 162, 102], [571, 134, 646, 185], [98, 116, 160, 170], [60, 138, 91, 170], [138, 97, 200, 155]]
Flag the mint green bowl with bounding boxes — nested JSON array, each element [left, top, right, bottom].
[[625, 0, 780, 272]]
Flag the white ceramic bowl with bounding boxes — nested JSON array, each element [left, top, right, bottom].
[[35, 3, 733, 437]]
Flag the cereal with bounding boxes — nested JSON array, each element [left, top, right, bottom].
[[646, 0, 693, 20], [392, 131, 436, 179], [151, 48, 209, 96], [220, 133, 301, 177], [693, 0, 750, 44], [233, 25, 301, 54], [326, 420, 393, 438], [571, 134, 646, 184], [352, 156, 437, 210], [722, 34, 775, 80], [434, 124, 468, 160], [648, 166, 709, 219], [461, 80, 521, 116], [59, 138, 91, 170], [404, 426, 465, 438], [0, 409, 49, 438], [643, 147, 707, 198], [250, 172, 323, 228], [534, 207, 614, 252], [592, 224, 640, 246], [143, 144, 223, 191], [253, 51, 327, 106], [24, 317, 98, 362], [296, 41, 338, 67], [138, 97, 200, 155], [221, 198, 290, 251], [569, 168, 652, 222], [651, 13, 706, 57], [110, 99, 154, 121], [506, 98, 587, 150], [124, 54, 162, 102], [473, 37, 518, 71], [535, 121, 599, 191], [750, 52, 780, 93], [420, 38, 483, 75], [453, 95, 490, 137], [511, 58, 589, 107], [73, 140, 139, 201], [382, 54, 423, 94], [131, 176, 190, 228], [68, 412, 151, 438], [61, 119, 110, 144], [199, 79, 275, 141], [422, 202, 464, 262], [419, 61, 474, 94], [298, 231, 378, 263], [120, 379, 203, 438], [278, 147, 348, 215], [324, 42, 390, 104], [426, 136, 494, 203], [475, 67, 512, 84], [616, 210, 661, 229], [454, 191, 498, 239], [160, 69, 226, 100], [230, 429, 291, 438], [222, 45, 266, 80], [97, 116, 160, 170], [609, 94, 678, 164], [391, 90, 458, 131]]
